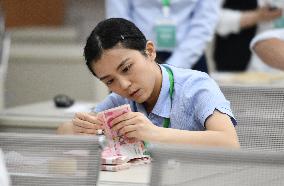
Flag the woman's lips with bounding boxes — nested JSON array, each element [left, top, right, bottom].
[[130, 89, 141, 98]]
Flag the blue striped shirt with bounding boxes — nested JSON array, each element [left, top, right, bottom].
[[95, 64, 236, 131]]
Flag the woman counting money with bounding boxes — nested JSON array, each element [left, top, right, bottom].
[[58, 18, 240, 148]]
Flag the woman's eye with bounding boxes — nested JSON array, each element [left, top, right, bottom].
[[122, 64, 132, 73], [106, 79, 114, 85]]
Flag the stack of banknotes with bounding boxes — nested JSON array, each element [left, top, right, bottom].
[[98, 104, 151, 171]]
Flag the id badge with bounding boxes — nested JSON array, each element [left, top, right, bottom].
[[154, 19, 176, 51]]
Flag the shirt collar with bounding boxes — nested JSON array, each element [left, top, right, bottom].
[[134, 65, 172, 118]]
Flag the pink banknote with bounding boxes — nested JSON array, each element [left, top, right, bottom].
[[99, 104, 131, 142], [98, 105, 131, 156], [98, 104, 148, 162]]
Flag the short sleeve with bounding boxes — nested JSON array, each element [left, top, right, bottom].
[[216, 9, 242, 36], [184, 74, 236, 128], [250, 29, 284, 50]]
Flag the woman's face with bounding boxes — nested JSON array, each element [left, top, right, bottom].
[[92, 43, 160, 104]]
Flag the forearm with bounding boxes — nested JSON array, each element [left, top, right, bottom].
[[155, 127, 240, 148], [240, 7, 283, 29], [254, 39, 284, 70], [239, 10, 260, 29]]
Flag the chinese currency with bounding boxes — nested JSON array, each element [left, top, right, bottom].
[[98, 104, 150, 171]]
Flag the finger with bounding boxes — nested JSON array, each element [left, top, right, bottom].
[[117, 124, 136, 136], [89, 112, 105, 123], [73, 125, 87, 133], [73, 125, 97, 134], [73, 118, 103, 130], [73, 125, 84, 134], [111, 116, 135, 132], [110, 112, 136, 128], [112, 113, 143, 132], [75, 112, 88, 120], [73, 118, 95, 129], [124, 131, 137, 139], [75, 112, 103, 125]]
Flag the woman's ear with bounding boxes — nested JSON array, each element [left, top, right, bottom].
[[145, 41, 157, 62]]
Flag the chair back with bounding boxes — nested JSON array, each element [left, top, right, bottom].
[[221, 86, 284, 151], [0, 133, 101, 186], [149, 144, 284, 186], [150, 85, 284, 185]]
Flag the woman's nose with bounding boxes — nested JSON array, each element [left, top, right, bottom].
[[119, 78, 131, 90]]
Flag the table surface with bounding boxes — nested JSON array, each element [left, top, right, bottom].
[[0, 101, 95, 128], [98, 165, 151, 186], [211, 71, 284, 86], [9, 164, 151, 186], [0, 101, 151, 185]]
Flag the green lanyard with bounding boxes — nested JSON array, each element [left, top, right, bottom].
[[143, 66, 174, 152], [163, 66, 174, 128], [162, 0, 170, 7]]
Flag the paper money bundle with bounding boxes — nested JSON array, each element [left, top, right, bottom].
[[98, 104, 150, 171]]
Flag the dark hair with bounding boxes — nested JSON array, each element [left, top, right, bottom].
[[84, 18, 147, 76]]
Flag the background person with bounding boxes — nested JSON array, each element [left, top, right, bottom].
[[214, 0, 282, 71], [250, 28, 284, 71], [105, 0, 221, 73]]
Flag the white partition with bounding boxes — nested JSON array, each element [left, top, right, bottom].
[[0, 101, 96, 133], [0, 33, 10, 110], [6, 41, 108, 108]]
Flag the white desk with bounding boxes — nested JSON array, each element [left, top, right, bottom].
[[8, 164, 151, 186], [6, 41, 109, 108], [0, 101, 151, 185], [211, 71, 284, 87], [98, 165, 151, 186], [0, 101, 95, 133]]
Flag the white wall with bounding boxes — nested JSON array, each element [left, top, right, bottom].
[[5, 0, 109, 108]]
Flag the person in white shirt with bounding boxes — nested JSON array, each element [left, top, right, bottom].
[[214, 0, 282, 71], [217, 6, 282, 36], [106, 0, 221, 73], [250, 28, 284, 71]]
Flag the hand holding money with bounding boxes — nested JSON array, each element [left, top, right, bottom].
[[98, 105, 149, 159], [110, 111, 161, 142], [98, 105, 151, 172], [72, 112, 104, 135]]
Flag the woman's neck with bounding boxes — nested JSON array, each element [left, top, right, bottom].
[[144, 64, 162, 113]]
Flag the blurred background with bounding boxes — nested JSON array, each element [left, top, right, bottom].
[[0, 0, 283, 110], [0, 1, 283, 185], [0, 0, 108, 109]]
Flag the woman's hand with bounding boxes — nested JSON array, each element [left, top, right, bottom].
[[72, 112, 104, 135], [240, 6, 282, 29], [257, 6, 282, 22], [110, 112, 161, 141]]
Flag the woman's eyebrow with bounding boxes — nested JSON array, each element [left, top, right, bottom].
[[99, 75, 110, 81], [99, 58, 130, 80], [116, 58, 130, 71]]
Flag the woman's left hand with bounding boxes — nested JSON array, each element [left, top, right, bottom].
[[110, 112, 161, 141]]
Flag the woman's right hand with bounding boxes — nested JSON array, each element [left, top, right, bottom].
[[72, 112, 104, 135], [257, 6, 282, 22]]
